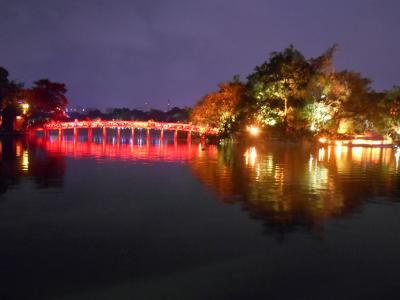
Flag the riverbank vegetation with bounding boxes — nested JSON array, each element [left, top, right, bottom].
[[190, 45, 400, 141], [0, 67, 68, 132]]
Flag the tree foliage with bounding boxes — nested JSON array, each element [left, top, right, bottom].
[[190, 44, 399, 140], [190, 82, 245, 134], [26, 79, 68, 121], [243, 45, 343, 132], [247, 45, 313, 122], [1, 67, 69, 131]]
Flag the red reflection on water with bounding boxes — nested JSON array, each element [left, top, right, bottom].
[[31, 137, 218, 162]]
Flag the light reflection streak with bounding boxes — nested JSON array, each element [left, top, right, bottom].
[[34, 137, 217, 162], [318, 147, 325, 161], [21, 150, 29, 172], [351, 147, 363, 162], [189, 143, 400, 235], [244, 147, 257, 167]]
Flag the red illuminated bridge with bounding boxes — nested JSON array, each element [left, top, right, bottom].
[[33, 120, 219, 142]]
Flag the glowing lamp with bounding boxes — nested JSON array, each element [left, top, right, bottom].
[[247, 125, 260, 136], [318, 137, 327, 144], [21, 103, 29, 114]]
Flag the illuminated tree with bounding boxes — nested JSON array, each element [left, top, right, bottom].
[[25, 79, 68, 124], [247, 45, 313, 126], [304, 71, 350, 133], [332, 71, 379, 134], [190, 82, 245, 135], [376, 86, 400, 137], [245, 45, 342, 133]]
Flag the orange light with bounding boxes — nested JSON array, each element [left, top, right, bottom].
[[247, 125, 260, 136], [244, 147, 257, 166], [319, 137, 327, 144], [21, 103, 29, 114], [318, 136, 393, 147], [335, 140, 343, 146]]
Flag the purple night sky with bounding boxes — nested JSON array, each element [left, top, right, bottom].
[[1, 0, 399, 110]]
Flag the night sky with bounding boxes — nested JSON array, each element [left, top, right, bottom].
[[1, 0, 399, 110]]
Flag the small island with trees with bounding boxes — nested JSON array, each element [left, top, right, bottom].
[[191, 45, 400, 144], [2, 45, 400, 144]]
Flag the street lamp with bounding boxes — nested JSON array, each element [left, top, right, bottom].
[[247, 125, 260, 136]]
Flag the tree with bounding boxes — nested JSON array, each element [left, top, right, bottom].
[[0, 67, 23, 132], [25, 79, 68, 124], [247, 45, 313, 125], [333, 71, 377, 133], [245, 45, 340, 133], [377, 86, 400, 136], [111, 107, 132, 120], [165, 107, 190, 122], [190, 82, 245, 135], [303, 68, 350, 133]]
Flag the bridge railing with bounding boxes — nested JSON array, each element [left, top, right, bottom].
[[39, 120, 219, 135]]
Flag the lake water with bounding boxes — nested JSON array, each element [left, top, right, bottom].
[[1, 132, 400, 299]]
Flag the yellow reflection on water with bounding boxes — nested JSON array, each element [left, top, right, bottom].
[[244, 147, 257, 167], [21, 150, 29, 172], [308, 154, 314, 171], [15, 143, 22, 157], [308, 159, 328, 190], [395, 148, 400, 170], [352, 146, 364, 163], [318, 147, 325, 161], [189, 143, 400, 232]]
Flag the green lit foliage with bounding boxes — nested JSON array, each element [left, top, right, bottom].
[[190, 82, 245, 134], [255, 104, 281, 126], [247, 45, 313, 124], [336, 71, 373, 115], [245, 45, 344, 133], [376, 86, 400, 136], [303, 102, 334, 131], [331, 71, 382, 134], [304, 71, 350, 133]]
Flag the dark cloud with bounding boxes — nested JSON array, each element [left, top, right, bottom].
[[1, 0, 399, 109]]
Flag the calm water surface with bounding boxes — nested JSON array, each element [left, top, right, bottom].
[[1, 132, 400, 299]]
